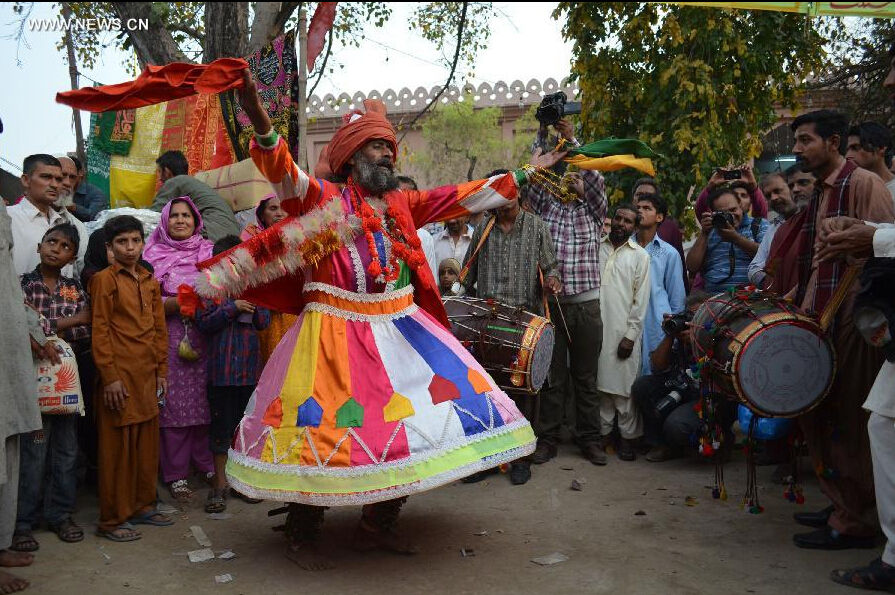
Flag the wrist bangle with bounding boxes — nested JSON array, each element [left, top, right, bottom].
[[256, 129, 278, 148]]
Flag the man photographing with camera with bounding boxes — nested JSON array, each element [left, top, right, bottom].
[[686, 186, 768, 293], [631, 291, 733, 462], [522, 100, 609, 467]]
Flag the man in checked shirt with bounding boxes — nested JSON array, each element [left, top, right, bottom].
[[522, 120, 609, 466]]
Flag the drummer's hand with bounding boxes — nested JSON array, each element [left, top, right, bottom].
[[617, 338, 634, 360], [819, 216, 863, 238], [545, 275, 562, 294], [814, 223, 876, 263]]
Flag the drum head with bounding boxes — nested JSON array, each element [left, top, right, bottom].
[[735, 322, 834, 417], [529, 324, 554, 392]]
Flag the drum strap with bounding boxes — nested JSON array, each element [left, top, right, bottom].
[[819, 266, 859, 333], [458, 216, 497, 285], [537, 266, 551, 323]]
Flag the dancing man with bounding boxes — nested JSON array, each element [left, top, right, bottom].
[[203, 70, 565, 569]]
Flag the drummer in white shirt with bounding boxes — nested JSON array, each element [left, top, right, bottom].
[[817, 217, 895, 590]]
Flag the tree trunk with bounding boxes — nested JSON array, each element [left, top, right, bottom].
[[466, 155, 477, 181], [61, 3, 85, 165], [248, 2, 302, 54], [112, 2, 190, 66], [297, 8, 308, 171], [204, 2, 249, 62]]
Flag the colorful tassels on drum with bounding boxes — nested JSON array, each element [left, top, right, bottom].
[[783, 433, 806, 505], [696, 367, 727, 501], [741, 416, 764, 514]]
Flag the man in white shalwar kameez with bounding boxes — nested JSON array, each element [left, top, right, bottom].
[[597, 204, 650, 461]]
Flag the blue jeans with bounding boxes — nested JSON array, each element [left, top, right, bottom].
[[16, 414, 79, 531]]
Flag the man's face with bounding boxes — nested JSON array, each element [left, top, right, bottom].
[[884, 55, 895, 104], [845, 135, 884, 170], [497, 201, 520, 222], [793, 123, 837, 173], [787, 170, 816, 206], [156, 165, 174, 183], [711, 193, 744, 229], [632, 183, 657, 201], [37, 229, 76, 269], [58, 158, 78, 198], [354, 139, 394, 170], [563, 172, 585, 198], [609, 208, 637, 242], [351, 140, 398, 195], [445, 217, 469, 235], [762, 176, 796, 218], [21, 164, 63, 206], [636, 199, 664, 229]]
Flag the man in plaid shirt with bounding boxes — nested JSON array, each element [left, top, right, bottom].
[[522, 121, 609, 466]]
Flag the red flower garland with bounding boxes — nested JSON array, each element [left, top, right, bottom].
[[348, 178, 426, 283]]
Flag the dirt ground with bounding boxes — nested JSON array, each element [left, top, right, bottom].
[[16, 442, 876, 595]]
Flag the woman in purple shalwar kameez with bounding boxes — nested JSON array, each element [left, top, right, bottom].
[[144, 197, 215, 501]]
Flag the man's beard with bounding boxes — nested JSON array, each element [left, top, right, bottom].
[[54, 189, 74, 208], [353, 152, 399, 195], [609, 226, 628, 243]]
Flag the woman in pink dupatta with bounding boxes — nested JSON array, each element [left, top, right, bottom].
[[143, 196, 216, 501]]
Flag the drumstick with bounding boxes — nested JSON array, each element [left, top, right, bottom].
[[552, 294, 572, 346]]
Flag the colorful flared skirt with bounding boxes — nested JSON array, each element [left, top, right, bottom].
[[226, 282, 536, 505]]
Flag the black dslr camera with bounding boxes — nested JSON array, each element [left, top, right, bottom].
[[662, 311, 693, 336], [711, 210, 736, 233], [536, 92, 582, 126], [653, 369, 696, 422]]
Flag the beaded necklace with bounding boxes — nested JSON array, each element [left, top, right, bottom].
[[347, 177, 425, 283]]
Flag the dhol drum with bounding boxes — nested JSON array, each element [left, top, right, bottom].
[[691, 292, 835, 418], [443, 297, 555, 394]]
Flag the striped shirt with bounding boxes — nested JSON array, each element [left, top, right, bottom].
[[703, 214, 768, 292], [462, 210, 560, 315], [521, 169, 607, 296]]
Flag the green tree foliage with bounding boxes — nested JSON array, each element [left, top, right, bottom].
[[554, 2, 833, 219], [413, 97, 536, 186], [816, 18, 895, 129], [11, 2, 494, 73]]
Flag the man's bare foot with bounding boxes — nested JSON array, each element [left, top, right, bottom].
[[283, 543, 334, 571], [0, 569, 29, 594], [0, 551, 33, 568], [350, 520, 418, 555]]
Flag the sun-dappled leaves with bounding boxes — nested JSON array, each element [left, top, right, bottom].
[[554, 2, 832, 224]]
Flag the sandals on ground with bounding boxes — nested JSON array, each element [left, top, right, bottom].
[[96, 522, 142, 543], [9, 532, 39, 553], [51, 518, 84, 543], [169, 479, 194, 502], [128, 509, 174, 526], [831, 558, 895, 592], [204, 488, 228, 514]]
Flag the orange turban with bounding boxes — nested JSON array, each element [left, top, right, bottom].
[[317, 99, 397, 179]]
